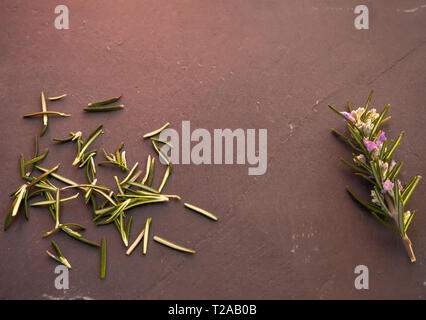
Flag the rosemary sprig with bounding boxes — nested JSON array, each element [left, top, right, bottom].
[[329, 92, 422, 262]]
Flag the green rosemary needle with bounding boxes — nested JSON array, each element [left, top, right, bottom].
[[23, 148, 49, 167], [143, 122, 170, 138], [23, 111, 71, 118], [153, 236, 195, 254], [141, 155, 152, 184], [100, 237, 107, 279], [72, 125, 103, 166], [88, 96, 121, 107], [61, 225, 100, 247], [30, 193, 79, 206], [47, 240, 72, 269], [146, 157, 155, 187], [150, 137, 174, 148], [125, 228, 144, 256], [35, 165, 81, 189], [99, 144, 128, 171], [53, 131, 82, 143], [158, 164, 171, 193], [142, 217, 152, 255], [120, 162, 139, 185], [125, 215, 133, 241], [97, 199, 131, 225], [48, 94, 67, 101], [84, 105, 124, 112], [151, 140, 171, 165], [184, 203, 218, 221], [40, 91, 48, 136]]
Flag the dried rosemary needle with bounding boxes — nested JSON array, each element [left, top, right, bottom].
[[153, 236, 195, 254]]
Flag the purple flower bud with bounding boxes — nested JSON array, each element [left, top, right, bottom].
[[364, 139, 377, 152], [398, 180, 404, 192], [341, 112, 354, 121], [378, 131, 387, 144], [382, 179, 394, 193], [389, 160, 397, 171]]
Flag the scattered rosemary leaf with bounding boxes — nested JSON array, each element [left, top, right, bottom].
[[100, 237, 107, 279], [125, 215, 133, 241], [126, 181, 159, 194], [141, 155, 152, 184], [55, 189, 60, 228], [114, 176, 124, 195], [88, 96, 121, 107], [119, 212, 128, 247], [61, 226, 100, 247], [23, 111, 71, 118], [24, 188, 29, 220], [23, 148, 49, 167], [142, 217, 152, 255], [48, 94, 67, 101], [143, 122, 170, 139], [158, 165, 171, 193], [47, 240, 72, 269], [84, 105, 124, 112], [72, 125, 103, 166], [121, 170, 142, 189], [30, 193, 79, 206], [35, 165, 79, 188], [125, 228, 144, 256], [40, 91, 48, 136], [184, 203, 218, 221], [19, 154, 25, 178], [97, 199, 131, 225], [53, 131, 82, 143], [61, 184, 110, 192], [151, 140, 171, 165], [153, 236, 195, 254], [27, 165, 60, 189], [146, 157, 155, 187], [120, 162, 139, 185], [150, 137, 174, 148]]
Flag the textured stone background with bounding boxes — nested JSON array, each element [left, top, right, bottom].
[[0, 0, 425, 299]]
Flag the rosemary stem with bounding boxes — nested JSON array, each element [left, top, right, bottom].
[[384, 194, 416, 262], [402, 235, 416, 263]]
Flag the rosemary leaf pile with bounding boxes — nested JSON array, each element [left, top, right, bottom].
[[5, 93, 218, 279], [329, 91, 421, 262]]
